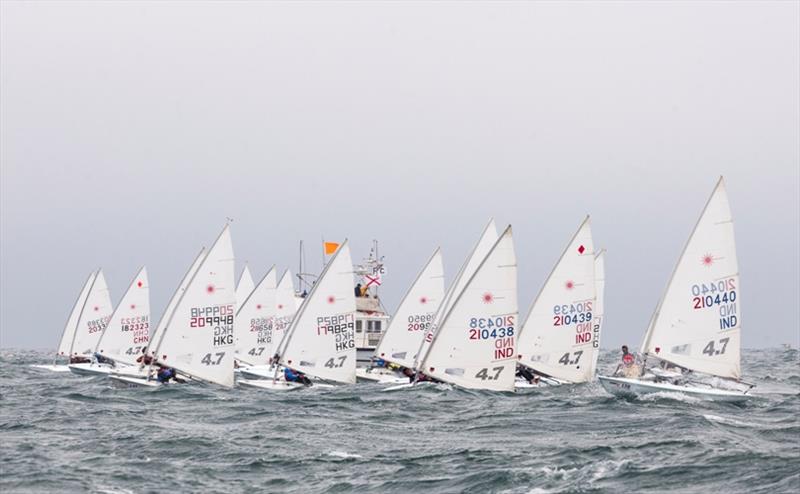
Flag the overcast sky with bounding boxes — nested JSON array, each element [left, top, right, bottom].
[[1, 1, 798, 350]]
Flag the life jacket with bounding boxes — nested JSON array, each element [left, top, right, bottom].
[[284, 368, 298, 382], [622, 353, 635, 365]]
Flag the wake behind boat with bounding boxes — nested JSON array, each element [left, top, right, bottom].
[[598, 177, 754, 402]]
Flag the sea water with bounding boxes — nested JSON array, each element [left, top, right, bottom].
[[1, 349, 798, 493]]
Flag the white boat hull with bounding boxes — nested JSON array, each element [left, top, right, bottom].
[[355, 368, 408, 384], [238, 379, 306, 391], [598, 375, 752, 402], [238, 365, 279, 380], [109, 375, 162, 388], [29, 364, 71, 372], [68, 363, 116, 376]]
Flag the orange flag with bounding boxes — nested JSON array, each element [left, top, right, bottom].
[[324, 242, 339, 255]]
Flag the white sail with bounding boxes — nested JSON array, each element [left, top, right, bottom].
[[68, 270, 113, 356], [422, 226, 518, 391], [413, 219, 498, 370], [279, 242, 357, 384], [641, 177, 741, 379], [151, 225, 236, 387], [275, 269, 299, 345], [517, 217, 597, 383], [374, 248, 445, 369], [96, 266, 151, 366], [590, 250, 606, 377], [146, 247, 206, 354], [56, 271, 96, 357], [235, 264, 255, 308], [235, 266, 277, 365]]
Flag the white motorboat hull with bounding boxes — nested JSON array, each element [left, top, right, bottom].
[[29, 364, 71, 372], [598, 375, 752, 402]]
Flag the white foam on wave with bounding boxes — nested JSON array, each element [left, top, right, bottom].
[[639, 391, 703, 404], [703, 414, 751, 427], [326, 451, 363, 459]]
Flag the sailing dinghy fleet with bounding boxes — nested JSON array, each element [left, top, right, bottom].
[[33, 177, 754, 401]]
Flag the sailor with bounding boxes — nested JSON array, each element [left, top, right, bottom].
[[616, 345, 641, 377], [620, 345, 635, 366], [516, 365, 536, 384], [69, 354, 91, 364], [155, 365, 185, 383], [284, 367, 312, 386], [354, 283, 362, 298], [93, 352, 115, 367], [136, 348, 154, 366]]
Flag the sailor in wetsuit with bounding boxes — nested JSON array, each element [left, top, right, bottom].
[[284, 367, 312, 386]]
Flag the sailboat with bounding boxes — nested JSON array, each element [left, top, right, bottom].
[[69, 267, 151, 377], [598, 177, 753, 401], [235, 264, 255, 308], [239, 240, 356, 391], [237, 269, 300, 379], [110, 225, 236, 388], [515, 217, 601, 389], [410, 219, 498, 374], [234, 266, 277, 367], [357, 247, 445, 383], [390, 226, 518, 392], [31, 270, 113, 372]]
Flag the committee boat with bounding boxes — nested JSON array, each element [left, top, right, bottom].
[[598, 177, 753, 402]]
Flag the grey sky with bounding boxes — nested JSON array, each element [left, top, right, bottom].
[[1, 1, 798, 350]]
